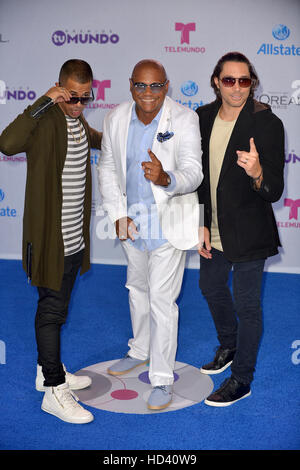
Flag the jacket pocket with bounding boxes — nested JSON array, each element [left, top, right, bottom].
[[236, 206, 270, 255]]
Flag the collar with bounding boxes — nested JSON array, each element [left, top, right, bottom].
[[212, 96, 254, 115], [131, 103, 163, 124]]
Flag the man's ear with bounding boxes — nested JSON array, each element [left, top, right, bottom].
[[214, 77, 219, 90], [129, 78, 134, 92]]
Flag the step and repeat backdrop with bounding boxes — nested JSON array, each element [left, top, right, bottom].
[[0, 0, 299, 273]]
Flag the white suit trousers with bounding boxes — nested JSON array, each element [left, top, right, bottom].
[[121, 240, 186, 386]]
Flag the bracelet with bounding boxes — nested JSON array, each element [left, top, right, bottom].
[[252, 170, 263, 182]]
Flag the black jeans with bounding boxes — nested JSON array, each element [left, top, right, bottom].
[[35, 250, 83, 387], [199, 248, 265, 385]]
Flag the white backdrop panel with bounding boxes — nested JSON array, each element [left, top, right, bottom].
[[0, 0, 299, 272]]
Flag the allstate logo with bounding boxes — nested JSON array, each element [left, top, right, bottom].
[[0, 189, 4, 201], [272, 24, 290, 40], [181, 80, 198, 97], [52, 31, 66, 46]]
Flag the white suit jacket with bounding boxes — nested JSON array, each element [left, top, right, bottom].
[[97, 96, 203, 250]]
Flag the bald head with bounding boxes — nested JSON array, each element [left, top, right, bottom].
[[131, 59, 167, 82], [129, 59, 169, 125]]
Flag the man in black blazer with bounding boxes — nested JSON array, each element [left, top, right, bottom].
[[196, 52, 285, 406]]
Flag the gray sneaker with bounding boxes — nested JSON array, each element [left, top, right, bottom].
[[147, 385, 173, 410], [107, 354, 148, 376]]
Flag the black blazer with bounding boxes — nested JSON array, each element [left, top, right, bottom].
[[196, 97, 285, 262]]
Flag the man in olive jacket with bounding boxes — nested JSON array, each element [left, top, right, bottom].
[[197, 52, 284, 407], [0, 59, 102, 424]]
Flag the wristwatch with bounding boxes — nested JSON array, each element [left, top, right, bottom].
[[166, 174, 171, 186]]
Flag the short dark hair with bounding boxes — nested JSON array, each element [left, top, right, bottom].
[[59, 59, 93, 85], [211, 51, 259, 100]]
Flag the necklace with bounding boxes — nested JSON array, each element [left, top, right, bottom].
[[67, 120, 82, 144]]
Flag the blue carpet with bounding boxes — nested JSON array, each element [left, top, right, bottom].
[[0, 259, 299, 450]]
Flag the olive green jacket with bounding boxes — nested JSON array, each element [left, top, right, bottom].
[[0, 96, 102, 290]]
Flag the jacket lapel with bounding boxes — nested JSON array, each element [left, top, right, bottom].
[[151, 96, 172, 160], [117, 102, 134, 192], [202, 101, 220, 180]]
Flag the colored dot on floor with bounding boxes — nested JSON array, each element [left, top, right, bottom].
[[111, 389, 139, 400], [138, 371, 179, 384]]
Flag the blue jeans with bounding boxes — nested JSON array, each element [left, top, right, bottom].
[[199, 248, 265, 384]]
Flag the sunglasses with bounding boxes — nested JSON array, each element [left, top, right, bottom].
[[131, 79, 168, 94], [220, 77, 252, 88], [66, 88, 95, 105]]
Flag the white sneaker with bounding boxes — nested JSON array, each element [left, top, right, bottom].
[[36, 364, 92, 391], [41, 383, 94, 424]]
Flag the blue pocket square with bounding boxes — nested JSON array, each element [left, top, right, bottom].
[[157, 131, 174, 143]]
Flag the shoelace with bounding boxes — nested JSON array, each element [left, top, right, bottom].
[[53, 387, 81, 409], [154, 386, 169, 394]]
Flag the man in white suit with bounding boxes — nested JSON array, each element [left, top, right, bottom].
[[97, 59, 202, 410]]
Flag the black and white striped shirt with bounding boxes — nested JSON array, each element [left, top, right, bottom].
[[61, 116, 88, 256]]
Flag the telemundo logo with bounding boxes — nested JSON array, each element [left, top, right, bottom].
[[257, 24, 300, 56]]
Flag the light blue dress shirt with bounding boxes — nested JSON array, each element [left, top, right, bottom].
[[126, 105, 175, 251]]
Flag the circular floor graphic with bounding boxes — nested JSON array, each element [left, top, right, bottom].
[[75, 360, 214, 414]]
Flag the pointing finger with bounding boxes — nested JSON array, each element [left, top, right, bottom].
[[249, 137, 257, 153], [148, 149, 159, 162]]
